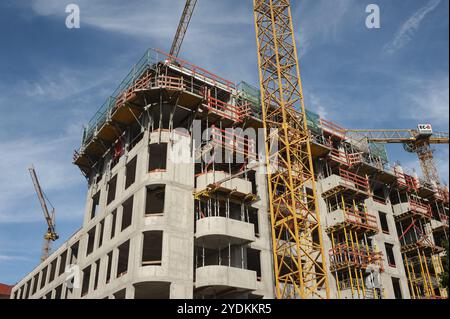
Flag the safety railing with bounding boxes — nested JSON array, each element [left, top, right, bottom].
[[209, 126, 257, 158], [341, 204, 378, 231], [394, 168, 419, 191], [79, 48, 235, 150], [339, 168, 370, 194], [205, 97, 251, 123], [329, 148, 349, 165], [155, 49, 236, 90], [320, 119, 346, 138], [409, 197, 432, 218], [439, 214, 449, 227], [329, 244, 384, 271]]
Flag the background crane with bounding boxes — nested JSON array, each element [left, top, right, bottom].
[[170, 0, 197, 57], [346, 125, 449, 186], [28, 166, 59, 262]]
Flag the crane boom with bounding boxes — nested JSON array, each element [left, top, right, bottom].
[[346, 129, 449, 144], [170, 0, 197, 57], [28, 166, 58, 261], [254, 0, 329, 299], [346, 128, 449, 185]]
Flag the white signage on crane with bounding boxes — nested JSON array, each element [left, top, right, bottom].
[[418, 124, 433, 136]]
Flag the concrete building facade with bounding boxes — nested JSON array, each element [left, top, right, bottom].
[[11, 49, 448, 299]]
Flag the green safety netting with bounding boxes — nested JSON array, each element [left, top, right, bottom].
[[306, 110, 322, 135], [237, 81, 322, 133], [237, 81, 261, 108], [82, 49, 161, 145], [369, 142, 389, 163]]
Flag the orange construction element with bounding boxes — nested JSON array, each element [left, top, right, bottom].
[[205, 96, 251, 123], [329, 244, 384, 272], [209, 125, 256, 158], [339, 168, 370, 194]]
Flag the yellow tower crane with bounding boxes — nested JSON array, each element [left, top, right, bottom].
[[253, 0, 329, 299], [346, 125, 449, 186], [28, 166, 59, 262], [170, 0, 197, 58], [172, 0, 330, 299]]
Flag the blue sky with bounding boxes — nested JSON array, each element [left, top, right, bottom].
[[0, 0, 448, 285]]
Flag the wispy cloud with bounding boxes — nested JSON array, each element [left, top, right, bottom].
[[295, 0, 356, 57], [0, 127, 85, 224], [405, 75, 449, 127], [384, 0, 442, 54], [0, 254, 32, 262]]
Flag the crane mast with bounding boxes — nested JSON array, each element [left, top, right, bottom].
[[253, 0, 329, 299], [28, 166, 59, 262], [170, 0, 197, 57]]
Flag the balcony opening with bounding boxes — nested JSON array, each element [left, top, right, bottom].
[[81, 266, 91, 297], [247, 248, 261, 281], [106, 251, 113, 284], [91, 191, 100, 219], [195, 245, 244, 269], [134, 282, 170, 299], [93, 259, 101, 291], [392, 277, 403, 299], [26, 279, 32, 298], [86, 227, 96, 256], [114, 289, 126, 299], [248, 170, 257, 194], [93, 158, 104, 185], [129, 122, 144, 151], [40, 266, 48, 290], [107, 175, 118, 205], [229, 202, 242, 220], [142, 231, 163, 266], [146, 185, 166, 216], [125, 156, 137, 189], [55, 285, 62, 299], [373, 184, 387, 204], [110, 210, 117, 239], [379, 212, 390, 234], [149, 143, 168, 172], [58, 251, 67, 276], [98, 219, 105, 248], [49, 258, 57, 283], [385, 243, 396, 268], [312, 227, 320, 246], [248, 207, 259, 237], [117, 240, 130, 278], [45, 291, 52, 299], [121, 197, 134, 231], [69, 242, 80, 265], [32, 273, 39, 295]]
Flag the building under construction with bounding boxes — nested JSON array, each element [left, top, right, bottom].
[[8, 0, 450, 301], [9, 47, 449, 299]]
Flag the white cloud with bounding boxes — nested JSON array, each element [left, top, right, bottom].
[[0, 129, 85, 224], [406, 75, 449, 127], [304, 90, 329, 119], [29, 0, 251, 41], [384, 0, 442, 54], [21, 65, 125, 101], [0, 254, 32, 262], [295, 0, 356, 57]]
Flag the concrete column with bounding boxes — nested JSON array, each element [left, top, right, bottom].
[[125, 284, 135, 299]]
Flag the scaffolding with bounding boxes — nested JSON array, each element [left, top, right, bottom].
[[392, 169, 447, 299]]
